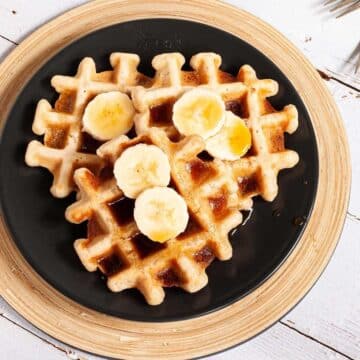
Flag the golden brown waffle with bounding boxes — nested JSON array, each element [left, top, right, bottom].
[[66, 128, 243, 305], [25, 53, 151, 197], [27, 51, 299, 305], [131, 52, 299, 205]]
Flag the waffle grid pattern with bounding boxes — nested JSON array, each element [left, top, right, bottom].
[[26, 52, 299, 304], [131, 52, 299, 206], [25, 54, 148, 197], [67, 128, 243, 305]]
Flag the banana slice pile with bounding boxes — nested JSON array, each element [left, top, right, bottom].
[[113, 143, 189, 243], [173, 89, 252, 160], [82, 87, 252, 245], [82, 90, 191, 244]]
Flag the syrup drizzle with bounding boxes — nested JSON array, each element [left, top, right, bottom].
[[149, 98, 176, 127], [97, 248, 126, 276], [131, 233, 167, 259], [107, 197, 135, 226]]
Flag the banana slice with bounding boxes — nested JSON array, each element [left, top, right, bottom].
[[113, 144, 171, 199], [134, 187, 189, 243], [82, 91, 135, 141], [206, 111, 251, 160], [172, 88, 225, 139]]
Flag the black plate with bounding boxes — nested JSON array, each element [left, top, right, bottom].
[[0, 19, 318, 322]]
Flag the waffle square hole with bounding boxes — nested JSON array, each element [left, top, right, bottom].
[[208, 190, 230, 220], [178, 213, 203, 240], [218, 71, 236, 84], [107, 197, 135, 226], [197, 151, 214, 162], [80, 132, 104, 154], [131, 233, 167, 259], [54, 91, 76, 113], [225, 97, 248, 118], [186, 158, 217, 184], [263, 128, 285, 153], [149, 98, 176, 127], [97, 246, 127, 276], [157, 267, 181, 287], [237, 173, 260, 196], [87, 214, 105, 240], [194, 245, 215, 265], [181, 71, 201, 85], [45, 125, 69, 149]]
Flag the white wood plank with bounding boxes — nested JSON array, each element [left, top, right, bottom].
[[0, 297, 102, 360], [211, 323, 347, 360], [324, 80, 360, 216], [0, 297, 349, 360], [0, 0, 88, 42], [283, 218, 360, 359], [227, 0, 360, 88], [0, 36, 15, 63], [0, 316, 66, 359], [1, 0, 358, 87]]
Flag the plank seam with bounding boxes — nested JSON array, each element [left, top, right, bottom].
[[280, 321, 354, 360], [317, 69, 360, 92], [347, 211, 360, 222], [0, 34, 19, 46], [0, 312, 79, 359]]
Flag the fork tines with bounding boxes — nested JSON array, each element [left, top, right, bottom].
[[325, 0, 360, 18]]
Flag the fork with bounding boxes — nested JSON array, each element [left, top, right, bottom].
[[324, 0, 360, 18]]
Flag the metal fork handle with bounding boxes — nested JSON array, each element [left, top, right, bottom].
[[337, 1, 360, 17]]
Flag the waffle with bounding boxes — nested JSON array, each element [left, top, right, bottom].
[[25, 53, 151, 197], [131, 52, 299, 205], [26, 51, 299, 305], [66, 128, 243, 305]]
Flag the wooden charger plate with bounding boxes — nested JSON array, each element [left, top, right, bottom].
[[0, 0, 350, 358]]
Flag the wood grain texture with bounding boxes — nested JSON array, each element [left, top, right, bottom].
[[0, 36, 15, 62], [0, 297, 98, 360], [283, 218, 360, 359], [324, 81, 360, 216], [0, 0, 351, 359], [0, 297, 350, 360], [213, 323, 349, 360], [0, 0, 87, 42], [0, 317, 66, 360], [227, 0, 360, 90]]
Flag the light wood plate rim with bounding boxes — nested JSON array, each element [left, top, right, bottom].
[[0, 1, 351, 359]]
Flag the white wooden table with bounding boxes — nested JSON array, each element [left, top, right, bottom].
[[0, 1, 359, 359]]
